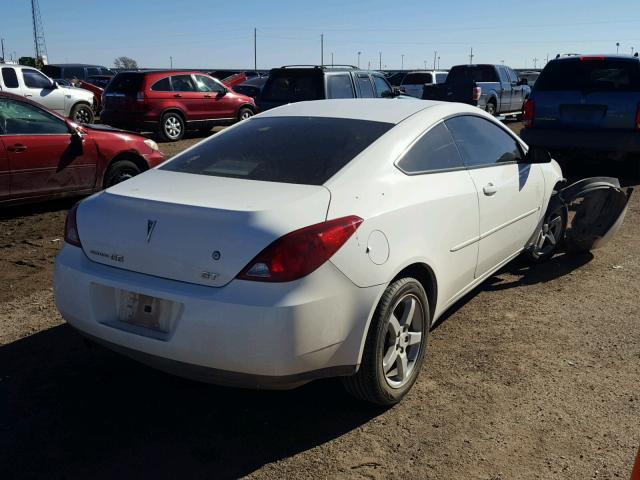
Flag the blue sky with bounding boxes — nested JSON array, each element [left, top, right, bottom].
[[2, 0, 640, 70]]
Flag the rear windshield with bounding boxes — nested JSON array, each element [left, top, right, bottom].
[[105, 73, 144, 94], [161, 116, 393, 185], [403, 73, 433, 84], [535, 59, 640, 92], [447, 65, 498, 83], [260, 71, 323, 102]]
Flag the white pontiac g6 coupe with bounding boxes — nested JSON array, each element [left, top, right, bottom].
[[54, 99, 630, 405]]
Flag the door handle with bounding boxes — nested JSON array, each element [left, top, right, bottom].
[[8, 144, 27, 153], [173, 93, 182, 98], [203, 94, 212, 98], [25, 94, 33, 97], [483, 183, 498, 196]]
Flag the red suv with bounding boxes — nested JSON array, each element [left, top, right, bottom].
[[101, 71, 256, 142]]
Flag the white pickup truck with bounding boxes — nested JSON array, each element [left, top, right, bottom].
[[0, 64, 95, 123]]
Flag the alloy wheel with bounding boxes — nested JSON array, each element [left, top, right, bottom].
[[74, 107, 92, 124], [532, 210, 564, 258], [164, 116, 182, 140], [382, 293, 425, 389]]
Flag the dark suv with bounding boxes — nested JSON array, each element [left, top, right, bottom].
[[521, 55, 640, 164], [42, 64, 115, 82], [257, 65, 396, 111], [101, 71, 256, 141]]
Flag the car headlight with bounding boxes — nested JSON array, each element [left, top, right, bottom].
[[144, 139, 159, 151]]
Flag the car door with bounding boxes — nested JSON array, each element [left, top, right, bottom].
[[20, 68, 66, 114], [445, 115, 544, 278], [0, 136, 9, 201], [193, 74, 236, 120], [395, 121, 480, 303], [168, 74, 202, 121], [507, 68, 523, 111], [0, 97, 97, 199]]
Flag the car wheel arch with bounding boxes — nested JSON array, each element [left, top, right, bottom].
[[160, 107, 187, 122], [102, 152, 148, 188]]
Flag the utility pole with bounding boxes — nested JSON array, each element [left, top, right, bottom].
[[0, 38, 4, 61], [331, 52, 334, 67], [433, 51, 437, 70], [469, 47, 474, 65], [632, 46, 635, 55], [424, 60, 427, 70], [533, 57, 538, 69], [357, 51, 361, 68], [437, 56, 440, 69], [616, 42, 620, 54], [401, 54, 404, 70], [379, 51, 382, 70], [321, 33, 324, 67], [170, 56, 172, 68], [254, 28, 257, 70]]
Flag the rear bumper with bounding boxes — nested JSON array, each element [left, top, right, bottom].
[[521, 127, 640, 153], [54, 245, 382, 388]]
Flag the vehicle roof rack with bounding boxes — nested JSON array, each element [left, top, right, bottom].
[[279, 64, 358, 69]]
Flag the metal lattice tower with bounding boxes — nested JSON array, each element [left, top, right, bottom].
[[31, 0, 48, 62]]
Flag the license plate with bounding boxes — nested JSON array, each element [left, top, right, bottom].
[[117, 291, 172, 333]]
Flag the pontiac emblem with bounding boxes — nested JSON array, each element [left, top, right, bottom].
[[146, 220, 157, 243]]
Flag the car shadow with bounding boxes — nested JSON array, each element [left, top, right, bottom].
[[431, 251, 593, 330], [0, 324, 384, 479], [0, 196, 78, 220]]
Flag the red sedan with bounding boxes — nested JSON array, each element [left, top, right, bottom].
[[0, 92, 165, 206]]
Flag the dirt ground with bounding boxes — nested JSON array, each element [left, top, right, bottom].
[[1, 123, 639, 479]]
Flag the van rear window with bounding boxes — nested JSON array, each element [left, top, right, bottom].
[[535, 59, 640, 92], [105, 73, 144, 94], [261, 72, 323, 102], [162, 116, 393, 185]]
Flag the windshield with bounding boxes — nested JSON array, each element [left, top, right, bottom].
[[161, 116, 393, 185], [535, 59, 640, 92], [105, 73, 143, 94]]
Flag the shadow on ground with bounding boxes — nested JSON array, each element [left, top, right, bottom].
[[0, 324, 384, 480]]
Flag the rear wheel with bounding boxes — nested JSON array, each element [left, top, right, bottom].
[[103, 159, 141, 188], [341, 277, 429, 406], [70, 103, 94, 124], [485, 100, 497, 116], [237, 107, 254, 122], [159, 112, 185, 142], [526, 198, 567, 262]]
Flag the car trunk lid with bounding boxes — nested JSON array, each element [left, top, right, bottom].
[[76, 169, 331, 287], [103, 72, 146, 112]]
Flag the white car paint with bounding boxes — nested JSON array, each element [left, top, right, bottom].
[[400, 71, 448, 98], [0, 63, 94, 117], [54, 99, 564, 389]]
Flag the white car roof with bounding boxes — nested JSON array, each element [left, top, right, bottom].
[[257, 99, 449, 124]]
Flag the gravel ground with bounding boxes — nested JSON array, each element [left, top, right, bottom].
[[1, 123, 639, 479]]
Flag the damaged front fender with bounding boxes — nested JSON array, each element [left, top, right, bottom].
[[560, 177, 633, 253]]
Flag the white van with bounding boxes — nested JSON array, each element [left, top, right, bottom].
[[0, 64, 95, 123]]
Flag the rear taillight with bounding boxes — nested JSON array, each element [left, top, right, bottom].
[[580, 55, 605, 61], [472, 86, 482, 101], [64, 203, 82, 247], [636, 104, 640, 130], [523, 99, 535, 128], [237, 215, 363, 282]]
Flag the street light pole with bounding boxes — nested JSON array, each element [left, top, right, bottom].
[[433, 50, 437, 70], [170, 56, 172, 68], [254, 28, 257, 70], [321, 33, 324, 67], [616, 42, 620, 54], [401, 54, 404, 70], [357, 51, 361, 68], [379, 51, 382, 70], [331, 52, 334, 67], [437, 56, 440, 69]]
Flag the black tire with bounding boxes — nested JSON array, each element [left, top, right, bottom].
[[486, 100, 497, 116], [159, 112, 185, 142], [70, 103, 94, 124], [237, 106, 254, 122], [525, 197, 568, 263], [341, 277, 430, 406], [103, 159, 141, 188]]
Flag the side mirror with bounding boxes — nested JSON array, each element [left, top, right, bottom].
[[49, 81, 58, 90], [217, 88, 227, 97], [518, 78, 529, 86], [523, 146, 551, 164]]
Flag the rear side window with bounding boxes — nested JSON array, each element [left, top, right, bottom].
[[497, 66, 510, 83], [372, 75, 392, 97], [162, 116, 393, 185], [2, 68, 19, 88], [151, 77, 171, 91], [356, 75, 375, 98], [106, 73, 144, 94], [22, 69, 52, 89], [261, 72, 323, 102], [435, 73, 448, 83], [41, 65, 61, 78], [63, 67, 86, 80], [445, 115, 522, 167], [326, 74, 354, 99], [171, 75, 196, 92], [535, 59, 640, 92], [397, 122, 464, 174], [448, 66, 499, 83], [403, 73, 433, 84], [87, 67, 100, 77]]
